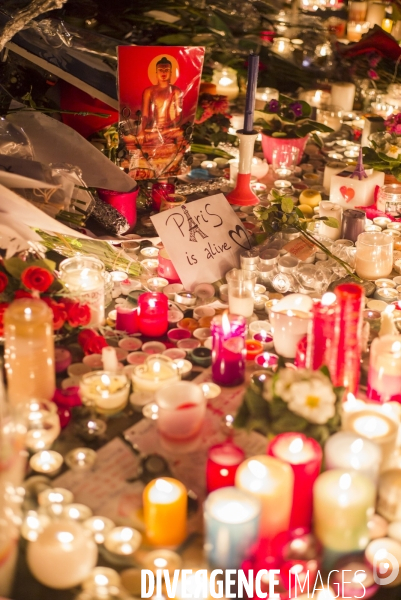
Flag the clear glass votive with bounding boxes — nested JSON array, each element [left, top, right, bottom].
[[355, 232, 394, 280], [155, 381, 206, 442]]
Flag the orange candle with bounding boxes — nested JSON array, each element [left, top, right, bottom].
[[245, 339, 264, 360], [143, 478, 187, 546], [4, 299, 55, 405]]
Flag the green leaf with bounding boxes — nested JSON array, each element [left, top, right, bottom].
[[295, 206, 305, 218], [281, 196, 294, 214], [208, 13, 233, 38], [157, 33, 192, 44], [3, 258, 27, 279], [244, 387, 268, 421], [321, 217, 339, 229], [377, 152, 400, 164], [233, 401, 250, 429], [272, 131, 288, 138]]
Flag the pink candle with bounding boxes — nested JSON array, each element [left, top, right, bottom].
[[306, 292, 336, 370], [158, 249, 181, 284], [367, 335, 401, 402], [137, 292, 168, 338], [210, 313, 246, 386], [268, 433, 322, 531], [116, 306, 138, 334], [97, 187, 138, 227], [206, 442, 245, 493], [330, 283, 364, 395]]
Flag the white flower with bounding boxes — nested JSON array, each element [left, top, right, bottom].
[[274, 368, 301, 401], [385, 144, 401, 159], [286, 377, 337, 424]]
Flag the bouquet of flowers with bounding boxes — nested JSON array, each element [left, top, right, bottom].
[[0, 257, 92, 336], [192, 92, 237, 154], [363, 114, 401, 180], [254, 94, 333, 143], [234, 364, 343, 445]]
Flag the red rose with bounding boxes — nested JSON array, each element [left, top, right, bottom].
[[78, 328, 98, 347], [65, 302, 91, 328], [14, 290, 33, 299], [42, 297, 67, 330], [21, 266, 54, 293], [0, 272, 8, 293], [88, 335, 108, 355], [78, 328, 108, 355]]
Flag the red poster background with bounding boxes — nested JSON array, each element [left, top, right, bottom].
[[118, 46, 205, 180]]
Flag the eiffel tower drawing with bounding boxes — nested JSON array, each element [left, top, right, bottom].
[[349, 148, 368, 181], [181, 205, 208, 241]]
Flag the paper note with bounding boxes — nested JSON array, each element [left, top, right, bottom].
[[283, 236, 316, 260], [150, 194, 251, 290]]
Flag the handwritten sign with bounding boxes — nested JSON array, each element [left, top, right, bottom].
[[150, 194, 252, 290], [283, 236, 316, 261]]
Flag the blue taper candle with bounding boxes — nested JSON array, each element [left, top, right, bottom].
[[243, 53, 259, 133]]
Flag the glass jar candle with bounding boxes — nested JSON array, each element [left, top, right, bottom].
[[210, 313, 246, 386], [79, 371, 130, 415], [206, 443, 245, 493], [59, 256, 105, 326], [131, 355, 180, 394], [226, 269, 257, 318], [143, 478, 187, 546], [25, 399, 61, 452], [255, 87, 279, 110], [137, 292, 168, 337], [155, 381, 206, 442], [367, 335, 401, 402], [377, 184, 401, 215], [316, 105, 343, 132], [355, 232, 394, 280], [4, 299, 56, 405], [347, 21, 370, 42]]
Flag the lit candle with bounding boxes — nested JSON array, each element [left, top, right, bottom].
[[306, 292, 337, 370], [206, 442, 245, 493], [254, 352, 279, 368], [341, 392, 367, 429], [82, 567, 121, 594], [330, 284, 364, 395], [227, 270, 256, 318], [143, 549, 182, 575], [313, 470, 376, 556], [27, 520, 98, 589], [25, 400, 61, 452], [382, 18, 394, 33], [104, 526, 142, 555], [368, 335, 401, 402], [324, 431, 382, 483], [79, 371, 130, 415], [379, 305, 397, 337], [245, 339, 264, 360], [204, 487, 261, 568], [345, 409, 398, 465], [210, 313, 246, 386], [318, 200, 342, 239], [4, 299, 56, 405], [29, 450, 63, 476], [61, 503, 93, 522], [155, 381, 206, 442], [365, 538, 401, 587], [347, 21, 370, 41], [83, 516, 115, 544], [65, 447, 97, 471], [235, 455, 294, 541], [355, 232, 393, 280], [255, 87, 279, 110], [268, 433, 322, 531], [377, 470, 401, 522], [38, 487, 74, 508], [131, 355, 180, 393], [143, 478, 187, 546], [137, 292, 168, 337], [270, 294, 313, 359], [21, 511, 50, 542], [59, 256, 105, 326]]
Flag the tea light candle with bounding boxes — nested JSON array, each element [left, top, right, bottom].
[[173, 358, 192, 376], [235, 455, 294, 541], [268, 433, 322, 531], [140, 247, 160, 259], [62, 503, 93, 522], [341, 392, 367, 429], [345, 409, 398, 465], [104, 526, 142, 555], [199, 382, 221, 399], [131, 356, 180, 393], [347, 21, 370, 41], [30, 450, 63, 475], [253, 331, 274, 350], [147, 277, 169, 293], [65, 447, 96, 471], [143, 478, 187, 546], [254, 352, 279, 368], [25, 399, 61, 452], [367, 299, 388, 313], [27, 520, 98, 589], [245, 339, 264, 360], [210, 313, 246, 386], [375, 288, 398, 303], [137, 292, 168, 337], [205, 487, 261, 568], [365, 538, 401, 587], [175, 292, 197, 307], [38, 487, 74, 507], [143, 549, 182, 575], [368, 335, 401, 402], [373, 217, 392, 229], [324, 431, 382, 483], [206, 443, 245, 493], [21, 511, 51, 542], [79, 371, 130, 415], [84, 516, 115, 544], [314, 470, 376, 554]]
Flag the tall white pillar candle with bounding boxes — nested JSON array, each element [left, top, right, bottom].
[[330, 83, 356, 112]]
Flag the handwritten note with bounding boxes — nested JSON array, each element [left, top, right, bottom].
[[283, 236, 316, 260], [150, 194, 251, 291]]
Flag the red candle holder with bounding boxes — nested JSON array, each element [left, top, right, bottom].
[[151, 182, 175, 212], [137, 292, 168, 338], [97, 186, 138, 227], [206, 442, 245, 493], [268, 433, 322, 531], [157, 249, 181, 284], [306, 292, 337, 370], [210, 313, 246, 386], [116, 306, 138, 334], [330, 283, 364, 395]]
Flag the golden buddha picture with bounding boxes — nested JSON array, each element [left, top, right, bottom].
[[118, 46, 205, 180]]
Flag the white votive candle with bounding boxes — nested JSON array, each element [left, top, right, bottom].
[[83, 516, 115, 544], [104, 526, 142, 556], [30, 451, 63, 476], [324, 431, 382, 482], [345, 409, 398, 466], [27, 520, 98, 589]]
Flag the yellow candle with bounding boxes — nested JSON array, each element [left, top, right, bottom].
[[345, 409, 398, 465], [235, 455, 294, 540], [314, 470, 376, 552], [143, 478, 187, 547], [382, 18, 393, 33], [4, 299, 55, 405]]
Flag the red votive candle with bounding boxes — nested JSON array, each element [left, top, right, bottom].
[[137, 292, 168, 337], [116, 305, 138, 334], [206, 442, 245, 493], [268, 432, 322, 531], [306, 292, 336, 370], [330, 283, 364, 395], [151, 182, 175, 212], [158, 248, 181, 284], [210, 313, 246, 386]]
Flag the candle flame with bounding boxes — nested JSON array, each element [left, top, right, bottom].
[[81, 268, 89, 280], [120, 527, 134, 542], [287, 310, 294, 317], [289, 437, 304, 454], [248, 459, 267, 479], [222, 311, 231, 336], [350, 438, 364, 454], [339, 473, 352, 491], [346, 392, 356, 406], [155, 478, 173, 494], [56, 532, 74, 544], [391, 341, 401, 353], [152, 361, 161, 374], [321, 292, 336, 307], [94, 574, 109, 587], [154, 558, 168, 568], [101, 374, 111, 386]]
